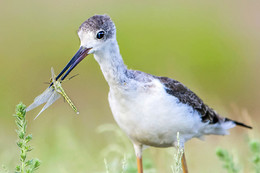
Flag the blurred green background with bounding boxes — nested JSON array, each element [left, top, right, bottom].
[[0, 0, 259, 172]]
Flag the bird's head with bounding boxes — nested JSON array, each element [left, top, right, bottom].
[[54, 15, 116, 81], [78, 15, 116, 54]]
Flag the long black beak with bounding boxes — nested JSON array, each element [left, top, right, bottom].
[[50, 46, 91, 86]]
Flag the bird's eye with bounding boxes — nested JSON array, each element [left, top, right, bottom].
[[96, 31, 105, 39]]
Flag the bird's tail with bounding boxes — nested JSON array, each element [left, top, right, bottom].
[[225, 118, 252, 129]]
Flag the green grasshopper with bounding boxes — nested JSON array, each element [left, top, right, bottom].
[[26, 67, 79, 119], [50, 67, 79, 114]]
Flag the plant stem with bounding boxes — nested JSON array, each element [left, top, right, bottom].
[[14, 102, 40, 173]]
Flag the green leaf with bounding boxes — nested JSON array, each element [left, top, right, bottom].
[[17, 141, 23, 148], [20, 153, 26, 162], [19, 131, 25, 139], [216, 147, 240, 173], [253, 155, 260, 164], [250, 140, 260, 153], [216, 148, 227, 160], [25, 145, 32, 152], [32, 159, 41, 170], [15, 165, 21, 171], [25, 134, 32, 143]]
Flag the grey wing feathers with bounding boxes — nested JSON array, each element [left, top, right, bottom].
[[156, 76, 222, 124]]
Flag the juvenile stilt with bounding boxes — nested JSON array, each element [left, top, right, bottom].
[[51, 14, 252, 173], [181, 151, 188, 173]]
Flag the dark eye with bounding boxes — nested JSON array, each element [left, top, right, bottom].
[[96, 31, 105, 39]]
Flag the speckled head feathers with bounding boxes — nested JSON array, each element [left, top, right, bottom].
[[78, 15, 116, 40]]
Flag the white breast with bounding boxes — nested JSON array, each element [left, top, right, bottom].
[[108, 78, 207, 147]]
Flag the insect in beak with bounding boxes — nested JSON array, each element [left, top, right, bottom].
[[50, 46, 91, 86]]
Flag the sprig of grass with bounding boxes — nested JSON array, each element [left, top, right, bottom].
[[249, 139, 260, 173], [216, 138, 260, 173], [171, 132, 184, 173], [14, 103, 40, 173], [99, 125, 186, 173], [97, 124, 156, 173], [216, 148, 240, 173]]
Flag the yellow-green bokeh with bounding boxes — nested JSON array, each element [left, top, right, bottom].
[[0, 0, 259, 172]]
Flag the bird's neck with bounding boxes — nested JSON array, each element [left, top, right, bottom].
[[93, 40, 128, 87]]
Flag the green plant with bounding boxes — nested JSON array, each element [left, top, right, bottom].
[[98, 125, 187, 173], [249, 139, 260, 173], [216, 148, 240, 173], [216, 137, 260, 173], [97, 124, 155, 173], [14, 103, 40, 173]]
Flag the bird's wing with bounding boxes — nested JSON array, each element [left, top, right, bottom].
[[156, 76, 223, 124]]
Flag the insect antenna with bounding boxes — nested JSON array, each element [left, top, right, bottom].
[[67, 74, 79, 81]]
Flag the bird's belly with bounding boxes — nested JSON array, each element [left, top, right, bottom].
[[108, 85, 204, 147]]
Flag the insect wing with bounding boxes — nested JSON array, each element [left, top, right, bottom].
[[26, 87, 54, 112], [34, 90, 61, 119], [27, 67, 79, 118]]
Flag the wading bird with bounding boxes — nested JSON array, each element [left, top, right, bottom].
[[54, 15, 252, 173]]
